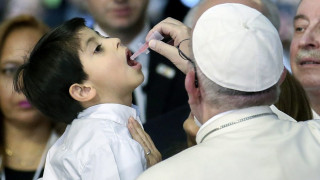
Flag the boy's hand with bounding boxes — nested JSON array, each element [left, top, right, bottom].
[[128, 117, 162, 168], [146, 17, 192, 74]]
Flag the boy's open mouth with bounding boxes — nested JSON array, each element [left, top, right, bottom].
[[126, 50, 138, 67]]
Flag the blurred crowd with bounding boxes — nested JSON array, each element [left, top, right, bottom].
[[0, 0, 300, 68], [0, 0, 190, 28]]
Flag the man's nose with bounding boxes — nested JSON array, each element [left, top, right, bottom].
[[298, 26, 320, 50]]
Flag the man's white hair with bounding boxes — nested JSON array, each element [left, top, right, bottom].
[[195, 62, 280, 111]]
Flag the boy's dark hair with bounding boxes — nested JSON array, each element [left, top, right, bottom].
[[14, 18, 88, 124]]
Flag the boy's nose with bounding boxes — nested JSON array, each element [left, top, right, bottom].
[[111, 38, 121, 48]]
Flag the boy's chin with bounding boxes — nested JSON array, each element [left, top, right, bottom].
[[128, 73, 144, 90], [136, 74, 144, 85], [135, 77, 144, 88]]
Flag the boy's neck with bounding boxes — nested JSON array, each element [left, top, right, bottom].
[[82, 94, 133, 109]]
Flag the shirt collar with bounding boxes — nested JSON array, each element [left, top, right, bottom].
[[196, 106, 275, 144], [197, 109, 235, 133], [77, 103, 142, 126]]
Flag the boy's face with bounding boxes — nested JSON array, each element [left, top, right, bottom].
[[78, 27, 144, 101]]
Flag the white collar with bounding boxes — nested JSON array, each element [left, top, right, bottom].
[[196, 106, 276, 143], [77, 103, 141, 126], [197, 110, 235, 135]]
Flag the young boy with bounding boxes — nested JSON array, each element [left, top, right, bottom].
[[14, 18, 146, 179]]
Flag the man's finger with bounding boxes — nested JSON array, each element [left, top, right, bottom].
[[149, 39, 188, 74], [128, 117, 150, 152]]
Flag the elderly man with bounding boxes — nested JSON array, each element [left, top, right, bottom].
[[181, 0, 313, 148], [290, 0, 320, 119], [132, 3, 320, 180]]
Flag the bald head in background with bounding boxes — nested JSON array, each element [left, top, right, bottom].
[[185, 0, 280, 30]]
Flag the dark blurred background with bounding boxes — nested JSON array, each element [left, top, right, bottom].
[[0, 0, 198, 28]]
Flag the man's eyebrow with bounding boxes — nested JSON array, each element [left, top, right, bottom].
[[294, 14, 308, 21]]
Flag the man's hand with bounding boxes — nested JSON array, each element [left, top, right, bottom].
[[146, 18, 192, 74]]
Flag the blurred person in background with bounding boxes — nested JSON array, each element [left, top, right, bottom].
[[3, 0, 45, 20], [2, 0, 72, 28], [276, 0, 300, 72], [274, 73, 312, 121], [0, 15, 64, 180], [0, 0, 7, 22], [290, 0, 320, 119], [65, 0, 191, 27]]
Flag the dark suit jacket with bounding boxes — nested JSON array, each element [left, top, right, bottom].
[[143, 50, 190, 159], [144, 50, 189, 120]]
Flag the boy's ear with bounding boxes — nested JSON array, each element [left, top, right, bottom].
[[69, 83, 96, 102]]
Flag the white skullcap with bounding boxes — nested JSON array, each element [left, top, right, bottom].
[[192, 3, 283, 92]]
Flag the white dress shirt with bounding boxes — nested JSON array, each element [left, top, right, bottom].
[[94, 24, 150, 124], [42, 104, 147, 180]]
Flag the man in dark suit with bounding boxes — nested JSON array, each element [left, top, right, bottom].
[[86, 0, 189, 158]]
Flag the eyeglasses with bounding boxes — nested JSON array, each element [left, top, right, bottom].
[[176, 38, 199, 88]]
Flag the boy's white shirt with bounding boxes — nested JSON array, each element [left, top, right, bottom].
[[40, 103, 147, 180]]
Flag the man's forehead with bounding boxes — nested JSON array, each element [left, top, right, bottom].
[[296, 0, 320, 18]]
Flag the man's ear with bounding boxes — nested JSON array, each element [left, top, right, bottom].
[[69, 83, 96, 102], [185, 71, 201, 105]]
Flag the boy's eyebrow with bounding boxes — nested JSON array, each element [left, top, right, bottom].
[[85, 36, 97, 49], [95, 30, 101, 36], [94, 30, 111, 39]]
